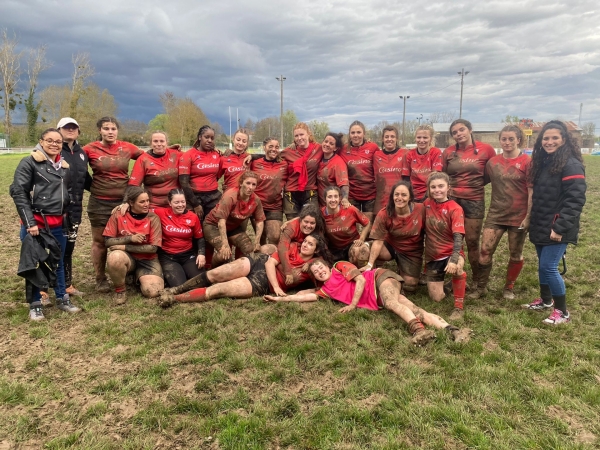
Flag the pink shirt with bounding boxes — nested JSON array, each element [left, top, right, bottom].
[[316, 262, 380, 311]]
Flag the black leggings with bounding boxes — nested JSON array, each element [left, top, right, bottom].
[[158, 250, 204, 288], [64, 239, 76, 287]]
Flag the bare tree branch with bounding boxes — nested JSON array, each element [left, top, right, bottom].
[[0, 29, 23, 139], [70, 52, 94, 116]]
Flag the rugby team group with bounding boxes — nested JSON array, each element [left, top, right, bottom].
[[10, 115, 586, 344]]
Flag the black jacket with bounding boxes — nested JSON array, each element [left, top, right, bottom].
[[18, 230, 62, 297], [9, 147, 72, 229], [61, 141, 91, 224], [529, 154, 586, 246]]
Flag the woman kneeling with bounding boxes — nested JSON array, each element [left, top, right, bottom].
[[104, 187, 164, 304]]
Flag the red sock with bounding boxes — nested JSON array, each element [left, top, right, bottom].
[[452, 272, 467, 309], [175, 287, 207, 303], [505, 259, 524, 290], [115, 285, 126, 293]]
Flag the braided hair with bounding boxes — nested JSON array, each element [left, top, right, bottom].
[[449, 119, 477, 154]]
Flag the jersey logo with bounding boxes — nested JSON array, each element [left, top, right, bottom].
[[80, 153, 84, 161], [516, 163, 521, 169], [212, 155, 217, 159], [413, 219, 419, 225], [150, 162, 154, 166], [186, 219, 191, 224], [442, 209, 448, 215], [341, 216, 346, 220]]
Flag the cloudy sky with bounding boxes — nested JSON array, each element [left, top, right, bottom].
[[3, 0, 600, 131]]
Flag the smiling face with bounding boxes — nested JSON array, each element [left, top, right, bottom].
[[199, 129, 215, 150], [130, 193, 150, 214], [264, 139, 280, 160], [39, 131, 63, 158], [322, 135, 337, 156], [310, 260, 332, 282], [151, 132, 168, 155], [300, 235, 317, 257], [349, 125, 364, 146], [393, 184, 411, 210], [233, 132, 249, 154], [429, 177, 449, 202], [294, 128, 309, 149], [541, 128, 564, 154], [450, 124, 472, 147], [325, 189, 340, 211], [169, 193, 186, 214], [383, 130, 398, 151], [300, 215, 317, 235], [415, 130, 432, 152], [500, 131, 520, 154], [100, 122, 119, 145]]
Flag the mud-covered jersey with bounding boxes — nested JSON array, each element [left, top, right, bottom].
[[281, 142, 323, 191], [277, 217, 309, 276], [154, 206, 203, 254], [339, 142, 378, 201], [317, 155, 349, 206], [401, 147, 443, 200], [442, 142, 496, 201], [204, 187, 266, 231], [250, 157, 288, 211], [220, 152, 248, 191], [369, 203, 425, 260], [270, 242, 315, 291], [178, 147, 222, 192], [84, 140, 144, 200], [103, 211, 162, 260], [322, 205, 370, 249], [129, 149, 181, 208], [423, 198, 465, 263], [373, 148, 407, 212]]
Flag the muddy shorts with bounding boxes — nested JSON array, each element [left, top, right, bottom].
[[349, 198, 375, 213], [264, 210, 284, 221], [383, 242, 423, 278], [425, 258, 450, 283], [483, 222, 525, 233], [374, 268, 404, 308], [203, 223, 246, 249], [87, 196, 123, 229], [283, 190, 318, 218], [330, 244, 352, 263], [451, 197, 485, 220], [194, 189, 222, 219], [125, 254, 163, 282], [245, 253, 271, 296]]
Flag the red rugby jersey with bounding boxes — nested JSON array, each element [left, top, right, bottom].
[[401, 147, 443, 200], [84, 140, 144, 200], [277, 217, 308, 276], [103, 211, 162, 260], [154, 206, 203, 254], [317, 154, 349, 206], [204, 187, 266, 231], [129, 148, 181, 208], [220, 152, 248, 191], [270, 242, 314, 291], [423, 198, 465, 263], [484, 153, 531, 227], [178, 147, 222, 192], [442, 142, 496, 201], [373, 148, 407, 212], [281, 142, 323, 192], [250, 157, 288, 211], [369, 202, 425, 260], [322, 205, 370, 249], [338, 142, 378, 201]]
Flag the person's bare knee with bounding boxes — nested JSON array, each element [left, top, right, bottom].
[[260, 244, 277, 255], [209, 258, 251, 283], [428, 282, 445, 302], [140, 276, 164, 298]]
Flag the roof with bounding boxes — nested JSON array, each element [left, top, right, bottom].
[[433, 123, 505, 133], [529, 121, 582, 132]]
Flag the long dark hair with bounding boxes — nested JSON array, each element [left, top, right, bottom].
[[124, 186, 151, 205], [386, 181, 414, 217], [299, 203, 325, 235], [529, 120, 583, 182], [305, 232, 333, 266], [449, 119, 477, 153]]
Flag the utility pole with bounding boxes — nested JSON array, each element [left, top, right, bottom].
[[578, 103, 583, 127], [417, 114, 423, 125], [399, 95, 410, 146], [276, 75, 286, 146], [229, 106, 232, 149], [458, 68, 469, 118]]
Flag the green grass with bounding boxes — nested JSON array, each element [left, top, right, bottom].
[[0, 153, 599, 448]]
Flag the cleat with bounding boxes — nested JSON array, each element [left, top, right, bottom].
[[96, 279, 111, 294], [503, 288, 515, 300], [114, 291, 127, 306], [410, 328, 436, 346], [449, 308, 464, 321]]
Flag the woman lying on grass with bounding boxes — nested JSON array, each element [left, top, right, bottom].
[[264, 259, 471, 346]]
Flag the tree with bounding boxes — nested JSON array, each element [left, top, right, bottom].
[[120, 119, 148, 146], [73, 83, 118, 143], [147, 114, 168, 133], [159, 91, 209, 146], [252, 116, 280, 145], [309, 120, 330, 142], [243, 118, 255, 132], [24, 45, 52, 144], [0, 29, 23, 145], [282, 109, 299, 147], [70, 52, 94, 116], [502, 115, 520, 124], [428, 111, 457, 123], [582, 122, 596, 138], [40, 84, 71, 125]]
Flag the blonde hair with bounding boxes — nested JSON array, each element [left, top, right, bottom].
[[415, 124, 436, 147], [293, 122, 315, 143]]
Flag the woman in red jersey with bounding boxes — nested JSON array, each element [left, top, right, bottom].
[[203, 171, 266, 267], [365, 181, 425, 293], [84, 116, 144, 293], [158, 233, 332, 304], [281, 122, 323, 219], [321, 186, 371, 265], [373, 125, 407, 213], [178, 125, 222, 221], [401, 124, 443, 202], [250, 137, 288, 244], [338, 120, 379, 222], [442, 119, 496, 287], [317, 132, 349, 207], [104, 187, 163, 304], [423, 172, 467, 319], [129, 131, 181, 209], [154, 188, 205, 288], [220, 128, 250, 191], [469, 125, 532, 300]]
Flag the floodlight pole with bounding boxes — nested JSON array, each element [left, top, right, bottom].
[[458, 68, 469, 118], [276, 75, 286, 146], [400, 95, 410, 146]]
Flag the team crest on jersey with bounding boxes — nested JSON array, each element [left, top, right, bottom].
[[365, 150, 370, 154], [186, 219, 191, 225], [341, 216, 346, 220], [80, 154, 84, 161], [442, 209, 448, 215], [212, 155, 217, 159], [144, 223, 148, 228], [516, 163, 521, 169], [150, 162, 154, 166], [413, 219, 419, 225]]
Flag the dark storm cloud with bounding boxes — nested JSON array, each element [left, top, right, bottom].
[[3, 0, 600, 130]]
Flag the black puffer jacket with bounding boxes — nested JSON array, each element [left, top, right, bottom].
[[529, 154, 586, 246], [9, 147, 72, 229], [61, 141, 91, 224]]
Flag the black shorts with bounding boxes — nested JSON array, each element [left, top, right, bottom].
[[203, 223, 246, 250], [425, 258, 450, 283], [383, 242, 423, 278], [125, 254, 163, 282], [283, 190, 318, 218], [245, 253, 271, 296], [330, 244, 352, 263], [87, 196, 123, 229], [194, 190, 222, 218], [349, 198, 375, 213], [451, 197, 485, 220], [264, 210, 284, 221], [483, 222, 525, 233]]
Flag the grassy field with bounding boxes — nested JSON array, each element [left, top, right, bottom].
[[0, 153, 598, 450]]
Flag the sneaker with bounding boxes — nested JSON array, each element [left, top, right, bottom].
[[96, 279, 111, 293], [40, 291, 52, 306], [114, 291, 127, 306], [29, 305, 45, 322], [410, 328, 436, 346], [66, 285, 84, 296], [503, 288, 515, 300], [522, 298, 553, 311], [56, 295, 81, 313], [543, 309, 570, 325]]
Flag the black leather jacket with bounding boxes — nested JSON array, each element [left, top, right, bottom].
[[9, 146, 72, 229]]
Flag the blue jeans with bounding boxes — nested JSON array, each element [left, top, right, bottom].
[[535, 243, 568, 297], [20, 225, 67, 304]]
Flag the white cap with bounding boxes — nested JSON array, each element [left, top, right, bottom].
[[57, 117, 79, 129]]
